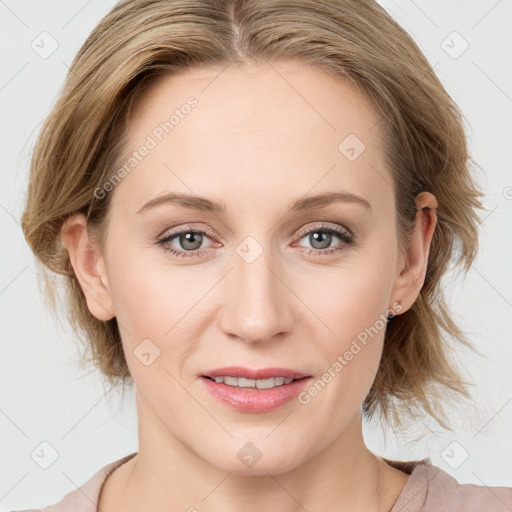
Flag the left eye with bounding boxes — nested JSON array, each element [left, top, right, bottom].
[[155, 224, 354, 259], [296, 225, 353, 252]]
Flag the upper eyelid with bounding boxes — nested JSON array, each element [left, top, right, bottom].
[[295, 223, 352, 238]]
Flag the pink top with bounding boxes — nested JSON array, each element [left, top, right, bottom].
[[14, 452, 512, 511]]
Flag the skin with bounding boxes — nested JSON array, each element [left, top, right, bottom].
[[61, 60, 438, 512]]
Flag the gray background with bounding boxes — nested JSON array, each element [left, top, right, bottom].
[[1, 0, 511, 508]]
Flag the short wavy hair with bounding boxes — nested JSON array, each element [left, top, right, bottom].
[[21, 0, 485, 433]]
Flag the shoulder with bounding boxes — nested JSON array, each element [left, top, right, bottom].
[[420, 464, 512, 511], [389, 458, 512, 512], [10, 452, 137, 512]]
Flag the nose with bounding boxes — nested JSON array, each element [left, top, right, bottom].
[[218, 245, 295, 345]]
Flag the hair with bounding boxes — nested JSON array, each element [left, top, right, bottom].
[[21, 0, 485, 434]]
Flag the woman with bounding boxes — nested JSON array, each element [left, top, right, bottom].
[[19, 0, 512, 510]]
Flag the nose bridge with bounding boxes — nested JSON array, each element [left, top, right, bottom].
[[219, 234, 294, 344]]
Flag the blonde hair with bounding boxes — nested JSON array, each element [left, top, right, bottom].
[[21, 0, 485, 433]]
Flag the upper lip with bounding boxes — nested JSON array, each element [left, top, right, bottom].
[[202, 366, 311, 380]]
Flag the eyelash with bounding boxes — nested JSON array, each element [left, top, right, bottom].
[[155, 223, 355, 259]]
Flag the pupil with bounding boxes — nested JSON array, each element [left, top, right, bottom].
[[181, 232, 202, 250], [311, 231, 331, 249]]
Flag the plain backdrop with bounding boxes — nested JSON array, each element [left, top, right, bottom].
[[1, 0, 511, 509]]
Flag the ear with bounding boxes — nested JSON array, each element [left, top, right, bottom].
[[59, 213, 115, 321], [390, 191, 438, 314]]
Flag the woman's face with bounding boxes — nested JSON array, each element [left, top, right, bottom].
[[81, 61, 420, 474]]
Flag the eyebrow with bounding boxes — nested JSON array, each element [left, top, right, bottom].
[[136, 191, 371, 215]]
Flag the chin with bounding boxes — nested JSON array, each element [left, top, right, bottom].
[[201, 437, 310, 476]]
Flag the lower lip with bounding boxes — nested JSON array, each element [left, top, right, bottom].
[[200, 377, 312, 413]]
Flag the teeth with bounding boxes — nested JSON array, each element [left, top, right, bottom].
[[211, 376, 296, 388], [223, 376, 239, 386]]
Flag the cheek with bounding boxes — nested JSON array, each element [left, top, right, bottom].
[[106, 257, 202, 388], [298, 272, 389, 426], [104, 240, 176, 342], [107, 257, 162, 327], [303, 259, 393, 344], [105, 245, 214, 356], [298, 251, 394, 392]]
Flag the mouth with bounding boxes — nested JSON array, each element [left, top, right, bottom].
[[201, 366, 311, 388], [201, 375, 310, 389], [200, 368, 313, 413]]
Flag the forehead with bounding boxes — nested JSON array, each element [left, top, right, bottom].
[[127, 60, 380, 144], [114, 60, 391, 215]]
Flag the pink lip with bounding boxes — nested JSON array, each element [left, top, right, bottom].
[[199, 367, 312, 413]]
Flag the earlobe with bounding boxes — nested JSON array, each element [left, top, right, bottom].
[[390, 192, 438, 314], [60, 213, 115, 321]]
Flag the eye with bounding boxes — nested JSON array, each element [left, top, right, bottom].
[[293, 223, 355, 257], [155, 225, 219, 259]]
